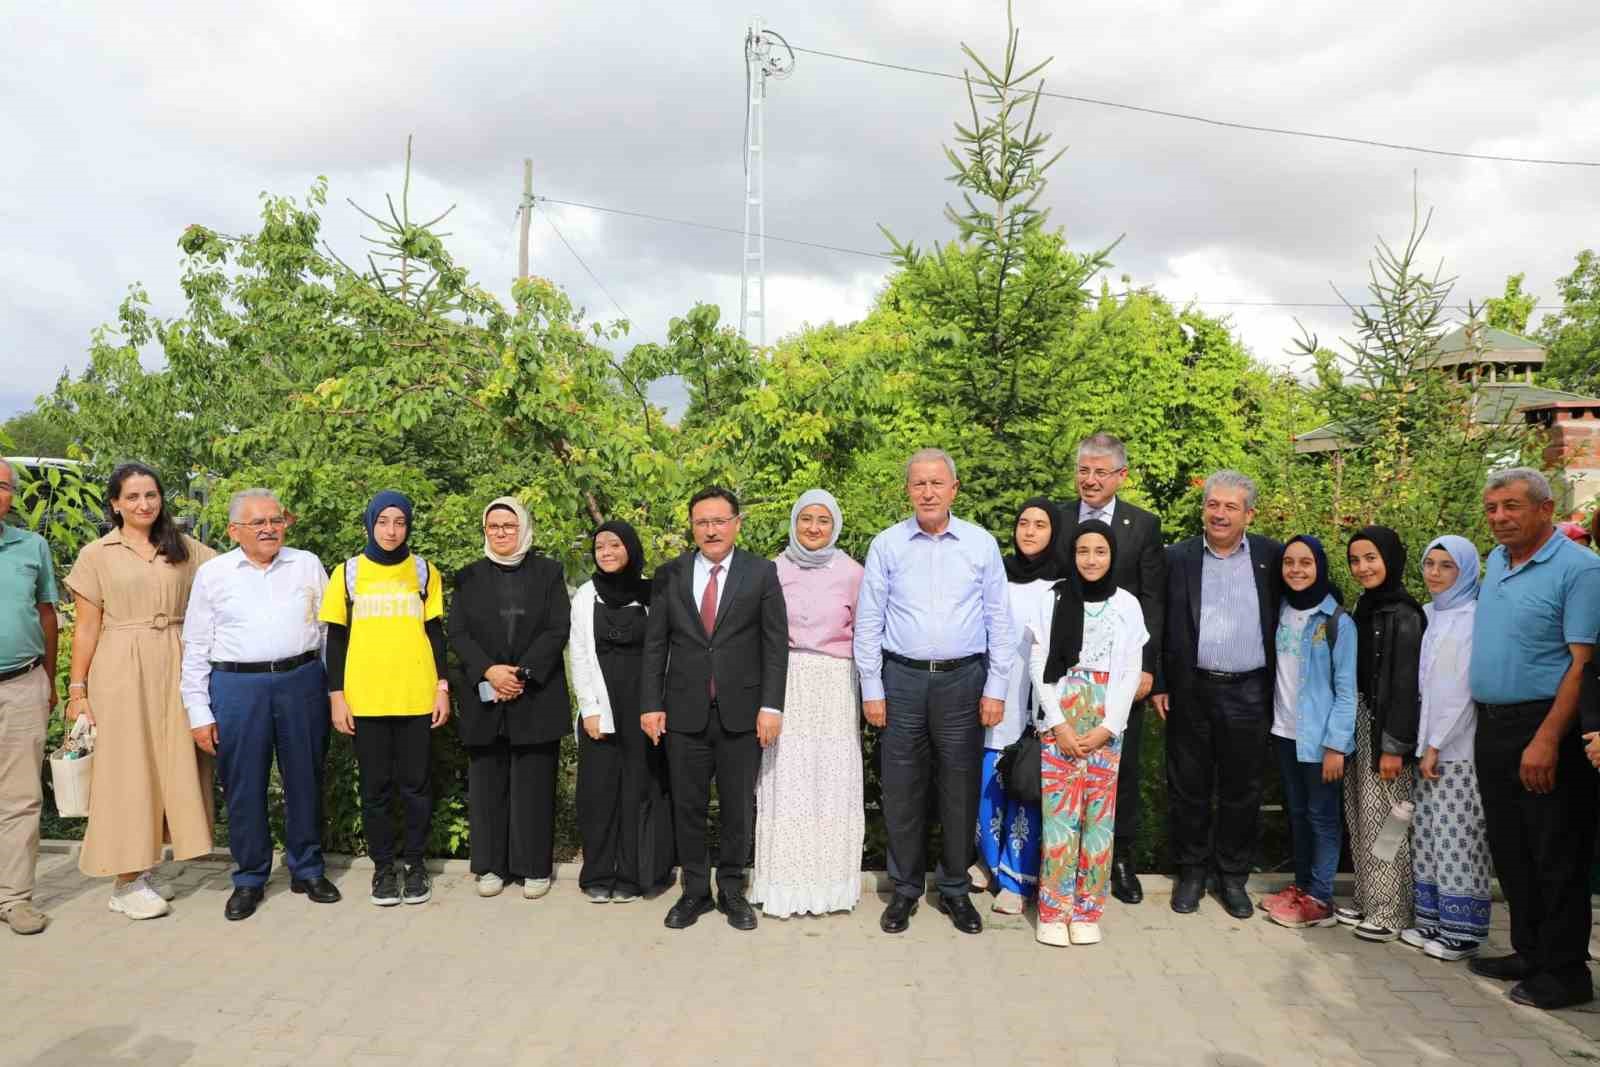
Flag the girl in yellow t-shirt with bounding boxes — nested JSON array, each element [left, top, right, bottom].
[[320, 490, 449, 908]]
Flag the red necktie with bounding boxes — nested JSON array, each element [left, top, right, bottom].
[[701, 564, 722, 699]]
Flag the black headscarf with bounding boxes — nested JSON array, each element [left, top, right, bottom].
[[1003, 496, 1064, 584], [362, 490, 414, 565], [1281, 533, 1338, 611], [1348, 525, 1418, 624], [591, 520, 651, 608], [1044, 519, 1118, 683]]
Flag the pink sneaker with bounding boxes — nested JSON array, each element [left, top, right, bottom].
[[1259, 884, 1303, 913], [1267, 894, 1337, 929]]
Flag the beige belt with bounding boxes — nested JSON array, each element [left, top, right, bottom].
[[103, 613, 184, 632]]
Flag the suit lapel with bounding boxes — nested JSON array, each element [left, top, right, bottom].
[[1250, 535, 1273, 647], [711, 548, 748, 637], [677, 552, 701, 633], [1186, 538, 1203, 636]]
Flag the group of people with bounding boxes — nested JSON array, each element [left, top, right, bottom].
[[1, 441, 1599, 1011]]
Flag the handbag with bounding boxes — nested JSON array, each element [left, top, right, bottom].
[[996, 723, 1042, 807], [48, 716, 95, 818]]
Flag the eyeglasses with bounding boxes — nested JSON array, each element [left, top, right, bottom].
[[691, 517, 737, 530], [1076, 467, 1126, 480], [231, 516, 288, 529], [485, 523, 521, 535]]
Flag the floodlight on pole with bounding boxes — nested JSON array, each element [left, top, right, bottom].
[[740, 16, 794, 349]]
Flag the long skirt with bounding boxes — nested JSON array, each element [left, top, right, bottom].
[[1345, 698, 1414, 930], [1413, 758, 1492, 942], [751, 651, 864, 917], [976, 748, 1040, 896], [1038, 669, 1121, 927]]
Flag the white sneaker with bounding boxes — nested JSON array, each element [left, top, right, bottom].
[[139, 872, 176, 902], [1069, 922, 1103, 945], [523, 877, 551, 900], [476, 874, 504, 898], [1399, 927, 1437, 950], [1035, 921, 1069, 947], [610, 889, 639, 904], [1333, 905, 1365, 926], [108, 879, 170, 920], [1423, 936, 1480, 962], [991, 889, 1024, 915]]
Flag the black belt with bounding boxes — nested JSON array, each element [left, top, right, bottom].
[[212, 649, 319, 674], [0, 658, 41, 684], [884, 650, 984, 674], [1196, 667, 1267, 683], [1479, 699, 1550, 719]]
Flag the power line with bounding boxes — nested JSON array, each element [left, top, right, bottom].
[[535, 194, 1560, 312], [789, 44, 1600, 169], [538, 206, 631, 320]]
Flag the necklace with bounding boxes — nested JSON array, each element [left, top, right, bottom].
[[1083, 600, 1109, 619]]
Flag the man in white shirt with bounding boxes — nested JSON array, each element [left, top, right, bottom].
[[181, 489, 340, 921]]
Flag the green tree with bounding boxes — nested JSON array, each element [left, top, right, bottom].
[[1484, 272, 1538, 335], [1539, 249, 1600, 394], [1, 410, 74, 459]]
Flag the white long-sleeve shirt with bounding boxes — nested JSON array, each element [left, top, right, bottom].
[[179, 546, 328, 728], [1023, 587, 1147, 738], [1418, 601, 1477, 762], [990, 578, 1054, 750]]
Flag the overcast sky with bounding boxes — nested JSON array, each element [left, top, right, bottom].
[[3, 1, 1598, 421]]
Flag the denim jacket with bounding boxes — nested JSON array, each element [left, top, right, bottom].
[[1286, 593, 1358, 763]]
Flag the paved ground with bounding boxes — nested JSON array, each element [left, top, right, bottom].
[[7, 850, 1600, 1067]]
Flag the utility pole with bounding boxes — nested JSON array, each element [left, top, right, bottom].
[[518, 158, 533, 279], [740, 17, 793, 349]]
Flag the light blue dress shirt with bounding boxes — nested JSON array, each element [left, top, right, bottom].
[[1197, 536, 1267, 673], [1470, 531, 1600, 705], [853, 514, 1012, 702]]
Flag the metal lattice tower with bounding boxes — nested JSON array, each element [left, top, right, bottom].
[[740, 16, 793, 349]]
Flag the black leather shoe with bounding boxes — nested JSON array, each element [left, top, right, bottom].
[[933, 892, 983, 934], [1215, 881, 1253, 920], [718, 890, 758, 931], [1509, 972, 1594, 1010], [1110, 857, 1144, 905], [291, 876, 342, 904], [1470, 953, 1538, 982], [224, 886, 263, 921], [880, 894, 919, 934], [1171, 870, 1204, 914], [663, 893, 715, 930]]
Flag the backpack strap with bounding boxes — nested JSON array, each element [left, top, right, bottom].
[[344, 554, 431, 613], [1325, 603, 1346, 654], [414, 556, 430, 602]]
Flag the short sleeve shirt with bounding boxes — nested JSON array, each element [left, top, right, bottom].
[[319, 556, 444, 716], [1470, 532, 1600, 705], [0, 523, 57, 671]]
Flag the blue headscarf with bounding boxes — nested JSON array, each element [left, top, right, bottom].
[[1421, 534, 1480, 613], [1282, 533, 1338, 610], [362, 490, 414, 565]]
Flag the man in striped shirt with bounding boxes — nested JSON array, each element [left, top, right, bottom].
[[1152, 470, 1282, 919]]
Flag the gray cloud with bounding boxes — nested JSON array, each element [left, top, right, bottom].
[[4, 0, 1597, 418]]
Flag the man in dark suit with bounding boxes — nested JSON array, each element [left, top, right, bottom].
[[641, 486, 788, 931], [1057, 432, 1165, 906], [1151, 470, 1281, 919]]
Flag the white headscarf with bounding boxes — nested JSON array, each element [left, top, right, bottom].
[[483, 496, 533, 567], [784, 488, 842, 569]]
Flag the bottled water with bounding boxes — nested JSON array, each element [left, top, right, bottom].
[[1369, 800, 1414, 863]]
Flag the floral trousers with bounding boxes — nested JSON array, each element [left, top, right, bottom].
[[1038, 669, 1121, 927]]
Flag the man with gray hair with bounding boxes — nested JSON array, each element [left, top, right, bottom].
[[1467, 467, 1600, 1009], [1153, 469, 1281, 918], [180, 489, 341, 920], [0, 460, 59, 935], [856, 447, 1011, 935]]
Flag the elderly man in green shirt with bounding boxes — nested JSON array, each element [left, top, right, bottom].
[[0, 459, 60, 936]]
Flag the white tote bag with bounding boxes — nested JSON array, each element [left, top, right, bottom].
[[48, 715, 95, 818]]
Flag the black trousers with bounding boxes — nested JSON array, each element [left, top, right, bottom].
[[666, 707, 758, 899], [467, 737, 558, 881], [577, 720, 672, 895], [352, 714, 433, 867], [1476, 701, 1597, 982], [881, 657, 985, 900], [1114, 701, 1146, 855], [1165, 670, 1271, 880]]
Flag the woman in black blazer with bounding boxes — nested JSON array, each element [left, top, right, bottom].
[[447, 497, 571, 900]]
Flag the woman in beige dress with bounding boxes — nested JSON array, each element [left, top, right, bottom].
[[64, 463, 216, 919]]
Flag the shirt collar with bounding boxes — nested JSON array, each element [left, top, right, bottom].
[[228, 545, 292, 572], [1202, 535, 1250, 561], [0, 523, 28, 546], [1079, 497, 1116, 522], [903, 514, 961, 541], [695, 549, 734, 574]]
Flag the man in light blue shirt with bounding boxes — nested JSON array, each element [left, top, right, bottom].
[[1467, 467, 1600, 1010], [856, 448, 1010, 935]]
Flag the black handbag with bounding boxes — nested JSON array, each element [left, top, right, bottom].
[[996, 724, 1042, 807]]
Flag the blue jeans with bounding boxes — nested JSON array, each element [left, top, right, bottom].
[[1274, 736, 1342, 903]]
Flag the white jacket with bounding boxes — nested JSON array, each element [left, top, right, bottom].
[[1023, 587, 1147, 738], [568, 580, 649, 735]]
